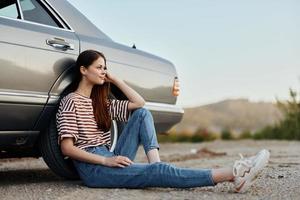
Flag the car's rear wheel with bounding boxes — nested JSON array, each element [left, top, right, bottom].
[[39, 114, 123, 180]]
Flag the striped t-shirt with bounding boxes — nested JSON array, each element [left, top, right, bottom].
[[56, 92, 130, 149]]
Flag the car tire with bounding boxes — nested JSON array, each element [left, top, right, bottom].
[[39, 115, 79, 179], [39, 114, 124, 180]]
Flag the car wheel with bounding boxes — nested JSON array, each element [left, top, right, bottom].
[[39, 115, 79, 179], [39, 114, 123, 180]]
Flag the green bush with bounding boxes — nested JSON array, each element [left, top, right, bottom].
[[221, 129, 233, 140], [239, 130, 252, 139], [193, 128, 217, 142], [253, 88, 300, 140]]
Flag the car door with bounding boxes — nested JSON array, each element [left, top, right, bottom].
[[0, 0, 79, 131]]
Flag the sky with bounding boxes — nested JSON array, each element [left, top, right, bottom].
[[67, 0, 300, 107]]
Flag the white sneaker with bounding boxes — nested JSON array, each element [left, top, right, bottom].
[[233, 149, 270, 193]]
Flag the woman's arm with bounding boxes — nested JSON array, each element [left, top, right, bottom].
[[60, 138, 133, 168], [105, 72, 145, 110]]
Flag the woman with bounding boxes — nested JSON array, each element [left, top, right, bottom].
[[56, 50, 270, 193]]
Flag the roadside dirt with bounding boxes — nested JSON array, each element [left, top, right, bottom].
[[0, 140, 299, 200]]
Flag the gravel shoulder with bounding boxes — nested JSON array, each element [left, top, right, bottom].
[[0, 140, 299, 200]]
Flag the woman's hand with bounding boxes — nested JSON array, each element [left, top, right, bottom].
[[103, 156, 133, 168], [104, 71, 118, 83], [104, 70, 145, 110]]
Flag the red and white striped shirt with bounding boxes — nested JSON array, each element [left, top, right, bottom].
[[56, 92, 130, 149]]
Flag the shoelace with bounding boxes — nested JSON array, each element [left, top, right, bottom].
[[233, 153, 254, 177]]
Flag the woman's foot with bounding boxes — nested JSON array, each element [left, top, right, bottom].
[[233, 149, 270, 193]]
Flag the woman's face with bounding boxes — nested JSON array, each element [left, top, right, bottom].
[[81, 56, 107, 85]]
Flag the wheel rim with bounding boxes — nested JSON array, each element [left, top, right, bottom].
[[109, 120, 118, 152]]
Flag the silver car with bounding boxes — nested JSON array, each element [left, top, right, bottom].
[[0, 0, 183, 179]]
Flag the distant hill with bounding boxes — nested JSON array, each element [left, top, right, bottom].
[[173, 98, 283, 134]]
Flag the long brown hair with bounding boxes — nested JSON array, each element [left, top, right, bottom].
[[70, 50, 111, 132]]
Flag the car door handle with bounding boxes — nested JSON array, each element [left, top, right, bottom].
[[46, 38, 74, 50]]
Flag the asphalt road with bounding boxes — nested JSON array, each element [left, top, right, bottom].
[[0, 140, 299, 200]]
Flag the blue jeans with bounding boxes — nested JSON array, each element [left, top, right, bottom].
[[73, 108, 215, 188]]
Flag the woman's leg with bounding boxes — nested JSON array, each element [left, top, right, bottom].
[[113, 108, 160, 163], [75, 147, 268, 191], [146, 149, 160, 163], [80, 161, 216, 188], [74, 150, 232, 189], [212, 168, 234, 183]]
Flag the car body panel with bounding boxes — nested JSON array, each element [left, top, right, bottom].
[[79, 38, 177, 104], [0, 0, 183, 157], [0, 14, 79, 130]]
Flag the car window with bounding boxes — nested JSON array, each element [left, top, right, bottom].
[[0, 0, 20, 19], [19, 0, 62, 28]]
